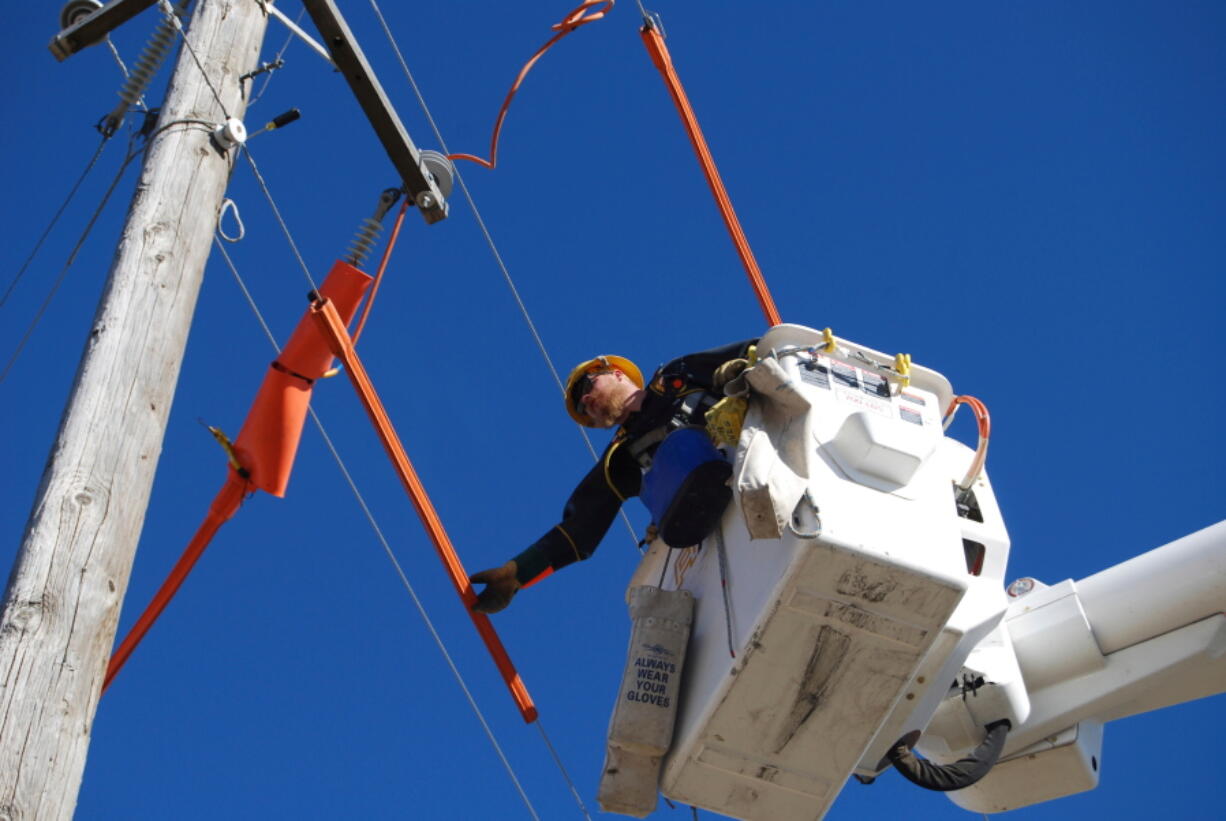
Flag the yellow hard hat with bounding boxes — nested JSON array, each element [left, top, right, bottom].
[[564, 355, 643, 426]]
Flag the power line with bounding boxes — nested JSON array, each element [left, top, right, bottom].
[[366, 0, 644, 552], [535, 718, 595, 821], [0, 134, 147, 385], [213, 233, 542, 821], [240, 145, 319, 294], [1, 135, 110, 310]]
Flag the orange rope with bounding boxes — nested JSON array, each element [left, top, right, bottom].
[[639, 19, 782, 327], [309, 297, 539, 723], [352, 197, 409, 346], [449, 0, 614, 169]]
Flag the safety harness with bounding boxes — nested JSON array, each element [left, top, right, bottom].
[[610, 369, 732, 548]]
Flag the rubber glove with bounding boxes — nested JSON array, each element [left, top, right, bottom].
[[712, 358, 750, 392], [469, 561, 521, 613]]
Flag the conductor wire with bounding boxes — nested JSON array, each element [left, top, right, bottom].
[[213, 237, 541, 821], [0, 135, 141, 385], [1, 135, 110, 310], [367, 0, 643, 552], [240, 146, 319, 293]]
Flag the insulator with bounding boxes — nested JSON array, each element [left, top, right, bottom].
[[345, 217, 383, 268], [118, 16, 175, 106], [100, 5, 178, 136]]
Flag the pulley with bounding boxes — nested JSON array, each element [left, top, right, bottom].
[[59, 0, 102, 31], [419, 150, 455, 200]]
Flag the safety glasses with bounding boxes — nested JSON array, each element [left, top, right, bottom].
[[570, 369, 609, 415]]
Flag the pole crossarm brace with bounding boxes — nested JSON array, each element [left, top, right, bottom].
[[49, 0, 159, 61], [301, 0, 449, 225], [262, 1, 334, 67]]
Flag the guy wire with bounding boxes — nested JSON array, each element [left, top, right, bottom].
[[157, 0, 230, 121]]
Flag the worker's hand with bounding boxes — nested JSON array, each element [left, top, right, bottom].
[[713, 358, 750, 392], [469, 561, 521, 614]]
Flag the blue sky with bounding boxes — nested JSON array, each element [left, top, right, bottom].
[[2, 1, 1223, 819]]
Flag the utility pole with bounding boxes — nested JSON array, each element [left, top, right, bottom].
[[0, 1, 267, 817]]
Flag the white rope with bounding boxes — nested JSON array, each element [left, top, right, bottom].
[[212, 235, 541, 821], [217, 198, 245, 242]]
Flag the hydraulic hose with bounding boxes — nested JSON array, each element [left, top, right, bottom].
[[887, 719, 1011, 792]]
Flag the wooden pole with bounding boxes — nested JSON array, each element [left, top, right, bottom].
[[0, 2, 267, 816]]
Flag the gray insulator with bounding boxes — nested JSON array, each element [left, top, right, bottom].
[[101, 8, 177, 136], [346, 218, 383, 268], [118, 21, 175, 106]]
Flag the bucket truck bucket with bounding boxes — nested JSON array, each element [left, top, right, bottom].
[[613, 324, 1014, 820]]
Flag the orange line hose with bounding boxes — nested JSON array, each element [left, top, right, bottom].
[[449, 1, 614, 170], [352, 197, 409, 347], [309, 297, 538, 723], [103, 472, 250, 693], [945, 395, 991, 491], [639, 19, 782, 328]]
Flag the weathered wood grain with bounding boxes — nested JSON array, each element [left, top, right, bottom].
[[0, 3, 267, 818]]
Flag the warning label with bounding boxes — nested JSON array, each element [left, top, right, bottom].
[[626, 656, 674, 707], [832, 362, 859, 389], [900, 406, 923, 426], [800, 362, 831, 389], [861, 371, 890, 398]]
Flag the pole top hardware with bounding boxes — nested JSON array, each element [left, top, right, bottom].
[[211, 118, 248, 151], [50, 0, 158, 61], [301, 0, 450, 225], [60, 0, 103, 30]]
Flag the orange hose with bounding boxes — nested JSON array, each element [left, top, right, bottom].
[[945, 395, 991, 490], [104, 263, 373, 694], [352, 198, 409, 347], [639, 20, 782, 328], [103, 472, 250, 693], [449, 1, 614, 170], [310, 297, 539, 723]]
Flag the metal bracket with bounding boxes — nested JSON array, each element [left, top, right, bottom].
[[264, 2, 334, 67], [301, 0, 448, 225], [49, 0, 158, 61]]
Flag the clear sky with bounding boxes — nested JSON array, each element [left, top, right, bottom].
[[2, 1, 1223, 819]]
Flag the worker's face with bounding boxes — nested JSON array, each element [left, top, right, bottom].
[[579, 371, 635, 428]]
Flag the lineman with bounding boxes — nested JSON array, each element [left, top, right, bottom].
[[470, 340, 755, 613]]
